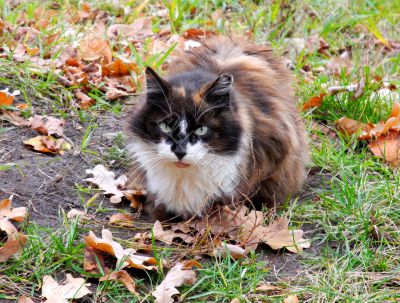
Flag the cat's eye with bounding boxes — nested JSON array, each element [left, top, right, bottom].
[[194, 126, 208, 136], [159, 122, 172, 133]]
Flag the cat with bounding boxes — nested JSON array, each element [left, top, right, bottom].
[[126, 36, 309, 220]]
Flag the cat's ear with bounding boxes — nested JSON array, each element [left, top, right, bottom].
[[202, 74, 233, 107], [145, 66, 171, 98]]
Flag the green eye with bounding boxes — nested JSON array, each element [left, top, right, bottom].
[[159, 122, 172, 133], [195, 126, 208, 136]]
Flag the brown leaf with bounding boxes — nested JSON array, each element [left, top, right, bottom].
[[66, 209, 91, 221], [302, 93, 326, 111], [102, 58, 137, 76], [0, 110, 31, 127], [0, 219, 27, 262], [390, 101, 400, 118], [151, 220, 194, 245], [368, 131, 400, 167], [107, 18, 153, 40], [17, 296, 34, 303], [336, 117, 373, 137], [23, 135, 71, 155], [0, 197, 27, 222], [84, 229, 156, 270], [105, 87, 130, 100], [283, 295, 299, 303], [78, 34, 112, 64], [41, 274, 92, 302], [109, 213, 134, 227], [85, 165, 128, 203], [29, 115, 65, 137], [213, 243, 248, 260], [100, 270, 137, 295], [152, 260, 199, 303], [84, 245, 106, 274], [75, 90, 95, 110]]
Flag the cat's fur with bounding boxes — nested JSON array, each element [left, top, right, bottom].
[[126, 36, 309, 220]]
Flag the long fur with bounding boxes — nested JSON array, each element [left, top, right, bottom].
[[126, 36, 309, 219]]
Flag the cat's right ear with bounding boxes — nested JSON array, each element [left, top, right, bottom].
[[145, 67, 171, 98]]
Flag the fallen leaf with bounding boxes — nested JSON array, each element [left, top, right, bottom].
[[151, 220, 194, 245], [152, 260, 200, 303], [100, 270, 137, 295], [336, 117, 373, 137], [0, 110, 31, 127], [102, 58, 137, 76], [66, 209, 91, 221], [17, 296, 34, 303], [105, 87, 130, 100], [0, 197, 27, 222], [85, 165, 128, 203], [0, 219, 27, 262], [302, 93, 326, 111], [84, 229, 156, 270], [23, 135, 71, 155], [390, 101, 400, 117], [283, 295, 299, 303], [369, 131, 400, 167], [84, 245, 106, 274], [255, 283, 282, 293], [0, 88, 19, 106], [107, 18, 153, 40], [29, 115, 65, 137], [109, 213, 134, 227], [213, 243, 247, 260], [75, 90, 95, 110], [41, 274, 92, 303], [78, 34, 112, 64]]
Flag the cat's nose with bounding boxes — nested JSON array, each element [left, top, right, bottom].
[[174, 151, 186, 160]]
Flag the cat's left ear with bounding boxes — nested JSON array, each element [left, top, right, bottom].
[[145, 66, 171, 98], [202, 74, 233, 107]]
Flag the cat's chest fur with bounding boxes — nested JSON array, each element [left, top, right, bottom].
[[128, 140, 246, 216]]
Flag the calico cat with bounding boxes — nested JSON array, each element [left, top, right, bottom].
[[126, 36, 309, 220]]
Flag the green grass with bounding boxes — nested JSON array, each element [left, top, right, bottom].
[[1, 0, 400, 302]]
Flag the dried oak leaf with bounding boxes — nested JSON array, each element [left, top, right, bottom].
[[107, 18, 153, 40], [336, 117, 373, 137], [302, 93, 326, 111], [283, 295, 299, 303], [368, 131, 400, 167], [66, 209, 92, 221], [41, 274, 92, 303], [17, 296, 34, 303], [84, 245, 107, 274], [0, 219, 27, 262], [0, 110, 31, 126], [29, 115, 65, 137], [152, 220, 194, 245], [213, 243, 248, 260], [152, 260, 201, 303], [0, 88, 20, 106], [23, 135, 71, 155], [102, 58, 137, 76], [109, 213, 134, 227], [85, 165, 128, 203], [78, 34, 112, 64], [84, 229, 156, 270], [99, 270, 137, 295], [75, 90, 95, 110], [0, 197, 27, 222], [105, 87, 130, 100]]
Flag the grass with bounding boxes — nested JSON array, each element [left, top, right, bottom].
[[1, 0, 400, 302]]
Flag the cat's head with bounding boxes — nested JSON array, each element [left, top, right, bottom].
[[128, 67, 243, 168]]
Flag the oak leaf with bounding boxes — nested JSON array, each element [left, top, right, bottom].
[[0, 219, 27, 262], [107, 18, 153, 40], [336, 117, 373, 137], [84, 229, 156, 270], [99, 270, 137, 295], [302, 93, 326, 111], [41, 274, 92, 303], [152, 260, 200, 303], [78, 34, 112, 64], [109, 213, 134, 227], [0, 88, 19, 106], [23, 135, 71, 155], [29, 115, 65, 137]]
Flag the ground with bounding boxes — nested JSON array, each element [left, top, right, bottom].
[[1, 1, 400, 302]]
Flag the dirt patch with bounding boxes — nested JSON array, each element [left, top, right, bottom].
[[0, 112, 124, 228]]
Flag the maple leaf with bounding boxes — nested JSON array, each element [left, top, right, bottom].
[[152, 260, 200, 303], [41, 274, 92, 303], [99, 270, 137, 295], [84, 229, 156, 270]]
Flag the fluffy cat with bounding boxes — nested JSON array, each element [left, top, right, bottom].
[[126, 36, 309, 219]]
